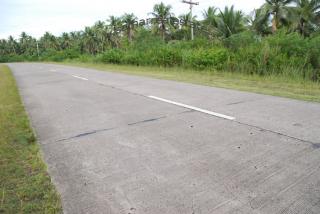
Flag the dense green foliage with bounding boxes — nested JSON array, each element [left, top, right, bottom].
[[0, 65, 62, 213], [1, 1, 320, 81]]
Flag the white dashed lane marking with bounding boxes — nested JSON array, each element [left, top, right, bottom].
[[148, 95, 235, 121], [72, 75, 88, 81]]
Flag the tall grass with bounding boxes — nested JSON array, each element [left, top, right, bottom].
[[0, 65, 62, 213], [91, 31, 320, 81]]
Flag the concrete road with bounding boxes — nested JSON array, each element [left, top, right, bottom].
[[9, 63, 320, 214]]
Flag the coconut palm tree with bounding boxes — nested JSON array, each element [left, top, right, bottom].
[[261, 0, 296, 33], [40, 32, 59, 50], [150, 2, 174, 40], [201, 7, 220, 39], [93, 21, 109, 52], [16, 32, 37, 56], [7, 36, 17, 54], [294, 0, 320, 36], [203, 6, 218, 27], [60, 32, 71, 50], [0, 39, 8, 55], [122, 13, 137, 42], [108, 16, 122, 35], [177, 13, 192, 40], [69, 31, 82, 50], [107, 16, 122, 48], [82, 27, 98, 54], [175, 13, 199, 40], [19, 32, 34, 54], [248, 8, 272, 35], [216, 6, 247, 38]]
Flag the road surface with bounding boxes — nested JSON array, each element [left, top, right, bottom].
[[9, 63, 320, 214]]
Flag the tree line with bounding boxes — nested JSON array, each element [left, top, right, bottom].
[[0, 0, 320, 81]]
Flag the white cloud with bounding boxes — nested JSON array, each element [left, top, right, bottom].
[[0, 0, 265, 39]]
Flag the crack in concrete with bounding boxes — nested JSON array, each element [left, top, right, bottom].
[[53, 115, 169, 143], [226, 99, 259, 106], [178, 109, 196, 114], [227, 101, 247, 106], [97, 81, 146, 98], [45, 110, 188, 146], [235, 120, 319, 148], [56, 127, 115, 142], [128, 116, 167, 126]]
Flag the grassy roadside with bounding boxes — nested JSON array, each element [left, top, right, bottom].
[[0, 65, 61, 213], [58, 61, 320, 103]]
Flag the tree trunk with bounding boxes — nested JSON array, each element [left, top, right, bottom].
[[272, 17, 277, 33], [300, 20, 306, 38], [161, 23, 165, 41], [128, 28, 132, 43]]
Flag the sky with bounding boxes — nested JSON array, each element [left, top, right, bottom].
[[0, 0, 265, 39]]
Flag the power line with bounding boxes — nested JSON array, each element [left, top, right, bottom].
[[182, 0, 199, 40]]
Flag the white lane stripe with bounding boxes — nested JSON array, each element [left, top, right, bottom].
[[148, 96, 235, 121], [72, 75, 88, 81]]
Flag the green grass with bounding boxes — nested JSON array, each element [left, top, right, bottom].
[[59, 61, 320, 103], [0, 65, 61, 213]]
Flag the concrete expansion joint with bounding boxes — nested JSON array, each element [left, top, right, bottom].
[[234, 120, 319, 148], [97, 81, 145, 98], [127, 116, 167, 126], [50, 115, 172, 145], [55, 127, 116, 143]]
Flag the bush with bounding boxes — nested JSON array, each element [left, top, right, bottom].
[[224, 31, 260, 50], [184, 48, 229, 69], [122, 51, 143, 66], [151, 47, 182, 67], [224, 33, 311, 77], [100, 49, 125, 64], [0, 55, 10, 62], [1, 54, 28, 62], [266, 31, 309, 58], [131, 29, 164, 52], [77, 54, 95, 63]]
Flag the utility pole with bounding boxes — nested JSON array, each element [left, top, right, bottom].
[[182, 0, 199, 40]]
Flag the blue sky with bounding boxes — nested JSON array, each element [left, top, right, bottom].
[[0, 0, 265, 39]]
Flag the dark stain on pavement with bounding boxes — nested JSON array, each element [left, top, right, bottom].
[[227, 101, 247, 106], [178, 109, 196, 114], [56, 128, 115, 142], [128, 116, 166, 126], [312, 143, 320, 149]]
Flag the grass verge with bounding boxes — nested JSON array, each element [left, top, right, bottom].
[[58, 61, 320, 103], [0, 65, 61, 213]]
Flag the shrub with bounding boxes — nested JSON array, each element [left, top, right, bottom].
[[122, 51, 143, 65], [100, 49, 125, 64], [266, 31, 308, 57], [151, 47, 182, 67], [131, 29, 164, 52], [0, 55, 9, 62], [76, 54, 95, 63], [184, 48, 229, 69], [224, 31, 260, 50]]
